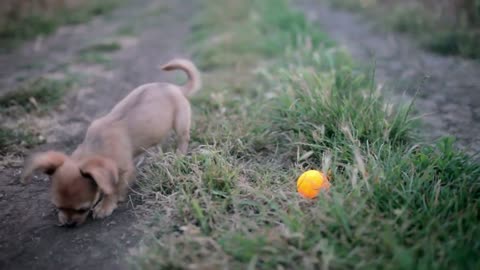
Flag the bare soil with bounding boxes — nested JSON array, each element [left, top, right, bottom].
[[297, 0, 480, 154], [0, 0, 193, 269]]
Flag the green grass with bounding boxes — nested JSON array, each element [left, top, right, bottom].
[[144, 3, 171, 17], [0, 126, 41, 154], [116, 25, 136, 36], [76, 41, 121, 65], [0, 74, 76, 155], [80, 42, 122, 53], [0, 77, 73, 114], [77, 52, 112, 65], [131, 0, 480, 269], [329, 0, 480, 59], [0, 0, 123, 51], [189, 0, 333, 70]]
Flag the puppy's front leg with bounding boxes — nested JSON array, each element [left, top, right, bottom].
[[92, 195, 118, 219], [118, 162, 135, 202]]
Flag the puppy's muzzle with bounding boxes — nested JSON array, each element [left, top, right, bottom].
[[64, 221, 78, 228], [57, 193, 104, 228]]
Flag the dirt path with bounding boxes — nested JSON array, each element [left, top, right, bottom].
[[0, 0, 193, 269], [296, 0, 480, 154]]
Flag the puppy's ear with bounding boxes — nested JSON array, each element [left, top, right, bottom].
[[21, 151, 67, 184], [80, 157, 118, 195]]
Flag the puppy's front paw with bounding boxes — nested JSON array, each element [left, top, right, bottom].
[[19, 172, 32, 185], [92, 201, 117, 219]]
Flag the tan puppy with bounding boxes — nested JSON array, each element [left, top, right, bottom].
[[20, 58, 201, 227]]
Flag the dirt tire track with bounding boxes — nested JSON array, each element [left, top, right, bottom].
[[0, 0, 194, 269], [296, 0, 480, 154]]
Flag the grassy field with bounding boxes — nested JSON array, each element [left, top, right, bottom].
[[0, 76, 76, 153], [128, 0, 480, 269], [0, 126, 41, 154], [329, 0, 480, 59], [0, 0, 123, 50], [0, 77, 73, 113]]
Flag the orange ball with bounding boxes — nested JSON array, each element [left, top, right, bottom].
[[297, 170, 330, 199]]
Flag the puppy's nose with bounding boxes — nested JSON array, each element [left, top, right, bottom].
[[64, 221, 77, 228]]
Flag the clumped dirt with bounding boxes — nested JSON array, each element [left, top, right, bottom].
[[0, 0, 193, 269], [297, 0, 480, 154]]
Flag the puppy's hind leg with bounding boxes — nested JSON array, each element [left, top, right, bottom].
[[174, 105, 191, 155], [176, 127, 190, 155]]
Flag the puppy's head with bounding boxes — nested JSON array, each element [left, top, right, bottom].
[[21, 151, 118, 227]]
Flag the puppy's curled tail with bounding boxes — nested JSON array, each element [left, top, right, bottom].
[[161, 58, 201, 96]]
